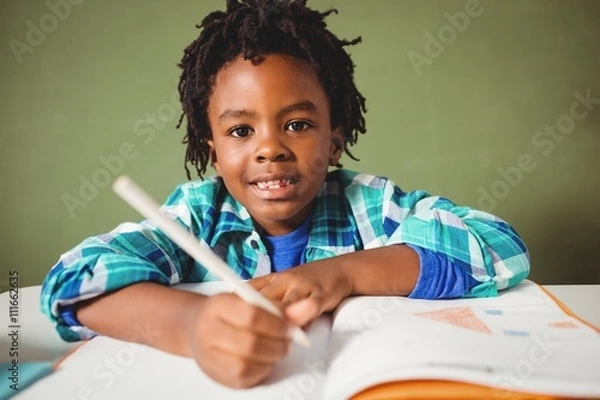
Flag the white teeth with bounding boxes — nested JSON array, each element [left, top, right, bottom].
[[256, 179, 292, 189]]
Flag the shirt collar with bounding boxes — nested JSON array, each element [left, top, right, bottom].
[[306, 177, 356, 251], [213, 184, 255, 234]]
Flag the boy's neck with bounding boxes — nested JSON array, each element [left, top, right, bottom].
[[252, 206, 315, 237]]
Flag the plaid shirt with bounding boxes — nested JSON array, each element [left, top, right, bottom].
[[41, 169, 530, 341]]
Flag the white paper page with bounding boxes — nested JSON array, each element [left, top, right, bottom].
[[12, 281, 333, 400], [323, 281, 600, 400], [12, 320, 331, 400]]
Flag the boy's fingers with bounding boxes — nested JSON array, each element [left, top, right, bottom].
[[249, 275, 288, 301], [211, 325, 290, 364], [280, 285, 313, 306], [200, 348, 275, 389], [257, 280, 289, 302], [284, 297, 323, 327], [248, 275, 273, 291], [216, 294, 288, 339]]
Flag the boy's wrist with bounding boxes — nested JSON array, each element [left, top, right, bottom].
[[321, 260, 354, 311], [335, 257, 356, 298]]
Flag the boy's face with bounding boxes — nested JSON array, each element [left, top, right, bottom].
[[207, 53, 342, 236]]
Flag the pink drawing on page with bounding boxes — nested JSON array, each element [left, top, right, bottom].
[[415, 307, 492, 334]]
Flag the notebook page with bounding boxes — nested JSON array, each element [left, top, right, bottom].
[[11, 281, 333, 400], [322, 281, 600, 400]]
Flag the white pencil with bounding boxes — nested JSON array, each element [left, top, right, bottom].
[[112, 175, 311, 348]]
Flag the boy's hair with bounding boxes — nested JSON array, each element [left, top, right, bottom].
[[176, 0, 367, 179]]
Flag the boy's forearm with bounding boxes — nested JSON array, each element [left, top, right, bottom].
[[334, 244, 420, 297], [76, 282, 205, 356]]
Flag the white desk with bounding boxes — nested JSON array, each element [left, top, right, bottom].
[[543, 284, 600, 326], [1, 286, 78, 363]]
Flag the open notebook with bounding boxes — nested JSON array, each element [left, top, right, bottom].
[[11, 280, 600, 400]]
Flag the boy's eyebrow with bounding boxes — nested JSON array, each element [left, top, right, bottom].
[[218, 109, 258, 122], [276, 101, 319, 118], [217, 101, 320, 122]]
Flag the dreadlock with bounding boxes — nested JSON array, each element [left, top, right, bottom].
[[176, 0, 367, 179]]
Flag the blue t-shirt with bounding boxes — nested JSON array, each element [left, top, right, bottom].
[[263, 216, 311, 272]]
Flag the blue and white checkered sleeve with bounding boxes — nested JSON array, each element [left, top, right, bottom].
[[381, 181, 530, 297], [40, 184, 196, 342]]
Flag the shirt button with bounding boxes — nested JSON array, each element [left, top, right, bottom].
[[250, 240, 259, 250]]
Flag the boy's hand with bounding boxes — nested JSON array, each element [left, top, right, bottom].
[[185, 293, 291, 389], [249, 262, 353, 327]]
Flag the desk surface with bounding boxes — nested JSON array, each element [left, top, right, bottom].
[[543, 284, 600, 326], [1, 283, 598, 363]]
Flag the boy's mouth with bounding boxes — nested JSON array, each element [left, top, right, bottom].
[[250, 175, 298, 200], [254, 179, 293, 190]]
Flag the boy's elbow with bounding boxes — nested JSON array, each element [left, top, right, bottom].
[[465, 226, 531, 297], [487, 231, 531, 293], [482, 218, 531, 290], [498, 250, 531, 291]]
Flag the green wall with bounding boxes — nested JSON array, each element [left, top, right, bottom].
[[1, 0, 599, 290]]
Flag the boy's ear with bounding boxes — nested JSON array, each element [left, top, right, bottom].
[[206, 140, 220, 174], [329, 127, 343, 167]]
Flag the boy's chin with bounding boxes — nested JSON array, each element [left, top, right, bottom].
[[249, 205, 312, 236]]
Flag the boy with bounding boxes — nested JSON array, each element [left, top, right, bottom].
[[41, 0, 530, 389]]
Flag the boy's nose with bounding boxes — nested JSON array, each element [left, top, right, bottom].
[[254, 130, 291, 163]]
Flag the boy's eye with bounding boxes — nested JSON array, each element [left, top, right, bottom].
[[229, 126, 253, 138], [286, 121, 313, 132]]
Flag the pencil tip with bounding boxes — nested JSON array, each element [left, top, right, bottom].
[[292, 327, 311, 348]]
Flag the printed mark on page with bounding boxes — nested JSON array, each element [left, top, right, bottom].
[[414, 307, 492, 334], [549, 321, 580, 329]]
